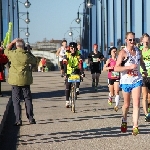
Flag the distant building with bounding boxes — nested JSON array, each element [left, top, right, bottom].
[[31, 39, 62, 51]]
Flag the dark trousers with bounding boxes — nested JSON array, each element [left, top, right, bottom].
[[65, 79, 80, 101], [12, 85, 34, 123]]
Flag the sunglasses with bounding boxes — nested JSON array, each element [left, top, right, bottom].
[[70, 47, 76, 49], [128, 38, 135, 42]]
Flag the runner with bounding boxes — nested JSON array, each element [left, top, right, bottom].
[[140, 33, 150, 121], [114, 32, 147, 135], [103, 47, 120, 112], [56, 40, 67, 77], [63, 42, 84, 107], [88, 44, 104, 91]]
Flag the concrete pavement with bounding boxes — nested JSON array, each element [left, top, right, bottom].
[[0, 71, 150, 150], [0, 81, 11, 135]]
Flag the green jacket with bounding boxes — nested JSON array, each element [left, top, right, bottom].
[[4, 48, 37, 86]]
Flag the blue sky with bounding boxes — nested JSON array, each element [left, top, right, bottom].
[[19, 0, 150, 44]]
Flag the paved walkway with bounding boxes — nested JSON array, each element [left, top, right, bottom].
[[0, 71, 150, 150], [0, 81, 11, 135]]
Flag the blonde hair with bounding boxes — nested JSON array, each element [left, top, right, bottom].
[[142, 33, 150, 39], [125, 32, 135, 39]]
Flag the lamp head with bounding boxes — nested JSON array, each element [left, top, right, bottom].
[[24, 1, 31, 8]]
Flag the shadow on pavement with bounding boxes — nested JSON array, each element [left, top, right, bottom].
[[32, 89, 65, 99], [16, 126, 138, 145], [0, 102, 20, 150], [16, 113, 150, 145]]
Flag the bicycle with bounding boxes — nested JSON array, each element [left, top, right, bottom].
[[68, 73, 80, 113]]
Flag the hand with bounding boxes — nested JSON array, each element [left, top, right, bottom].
[[63, 59, 67, 64], [11, 38, 18, 44], [142, 71, 148, 77], [129, 64, 137, 70], [109, 66, 114, 69], [97, 58, 101, 62], [79, 59, 83, 63], [59, 55, 62, 58]]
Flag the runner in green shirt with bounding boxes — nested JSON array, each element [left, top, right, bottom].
[[140, 33, 150, 122]]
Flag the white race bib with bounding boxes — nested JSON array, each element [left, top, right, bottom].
[[111, 72, 119, 78], [93, 58, 98, 62]]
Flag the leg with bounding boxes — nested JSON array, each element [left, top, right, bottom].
[[132, 86, 141, 128], [114, 81, 120, 107], [65, 78, 71, 107], [92, 73, 96, 87], [142, 77, 148, 115], [148, 89, 150, 112], [142, 86, 148, 115], [108, 79, 114, 105], [76, 82, 80, 95], [121, 89, 131, 122], [95, 73, 100, 87], [22, 85, 34, 121], [60, 61, 64, 77], [12, 85, 22, 123], [147, 77, 150, 113]]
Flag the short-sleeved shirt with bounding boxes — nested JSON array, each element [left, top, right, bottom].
[[88, 51, 104, 65]]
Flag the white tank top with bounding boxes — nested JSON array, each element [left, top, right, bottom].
[[59, 46, 66, 61], [120, 47, 142, 84]]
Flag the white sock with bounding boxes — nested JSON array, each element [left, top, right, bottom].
[[115, 95, 120, 106]]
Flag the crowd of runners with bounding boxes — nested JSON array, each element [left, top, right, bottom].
[[56, 32, 150, 136]]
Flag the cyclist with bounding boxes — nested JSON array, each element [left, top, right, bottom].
[[103, 47, 120, 112], [114, 32, 147, 135], [140, 33, 150, 121], [63, 42, 83, 108], [88, 44, 104, 91], [56, 40, 67, 77]]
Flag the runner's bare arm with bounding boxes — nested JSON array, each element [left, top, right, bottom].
[[140, 51, 147, 71], [103, 59, 111, 71], [56, 48, 61, 57], [114, 49, 137, 72]]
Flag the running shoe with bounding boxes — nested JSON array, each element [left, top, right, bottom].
[[145, 113, 150, 122], [108, 97, 112, 105], [114, 106, 119, 112], [132, 127, 139, 136], [66, 101, 70, 108], [121, 121, 127, 133], [95, 86, 98, 91], [76, 88, 80, 95]]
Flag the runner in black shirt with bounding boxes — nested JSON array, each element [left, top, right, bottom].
[[88, 44, 104, 91]]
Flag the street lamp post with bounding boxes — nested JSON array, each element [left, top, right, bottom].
[[75, 1, 93, 47], [19, 11, 30, 24], [17, 0, 31, 39], [19, 26, 30, 44]]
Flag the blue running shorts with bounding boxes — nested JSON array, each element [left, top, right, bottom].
[[120, 80, 143, 93]]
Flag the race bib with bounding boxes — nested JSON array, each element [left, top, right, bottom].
[[68, 74, 80, 83], [127, 70, 138, 77], [93, 58, 98, 62], [144, 61, 150, 69], [111, 72, 119, 78]]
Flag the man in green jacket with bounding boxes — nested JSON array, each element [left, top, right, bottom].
[[5, 38, 37, 126]]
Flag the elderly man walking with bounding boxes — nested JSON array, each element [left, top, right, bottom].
[[5, 38, 37, 126]]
